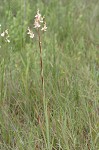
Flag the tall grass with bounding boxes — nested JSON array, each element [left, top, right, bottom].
[[0, 0, 99, 150]]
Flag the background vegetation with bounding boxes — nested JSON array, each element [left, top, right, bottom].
[[0, 0, 99, 149]]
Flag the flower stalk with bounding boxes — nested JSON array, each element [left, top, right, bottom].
[[37, 28, 45, 97], [27, 9, 50, 149]]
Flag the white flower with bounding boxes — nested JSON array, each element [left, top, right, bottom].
[[27, 27, 31, 34], [1, 32, 5, 37], [34, 20, 41, 28], [41, 22, 47, 31], [40, 17, 44, 23], [27, 27, 34, 38], [34, 9, 44, 29], [30, 34, 34, 38], [5, 29, 8, 34], [28, 9, 47, 38], [35, 9, 41, 22], [6, 38, 10, 43]]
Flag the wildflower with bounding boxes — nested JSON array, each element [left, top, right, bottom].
[[35, 9, 41, 22], [41, 22, 47, 32], [34, 9, 44, 29], [27, 27, 34, 38], [5, 29, 8, 34], [30, 33, 34, 39], [40, 17, 44, 23], [6, 38, 10, 43], [27, 27, 31, 34], [34, 19, 41, 28], [1, 32, 5, 37], [27, 9, 47, 39]]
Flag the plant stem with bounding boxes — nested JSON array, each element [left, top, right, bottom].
[[37, 28, 50, 150], [38, 29, 45, 98]]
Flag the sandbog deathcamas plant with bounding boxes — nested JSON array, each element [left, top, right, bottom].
[[27, 10, 50, 149], [27, 9, 47, 100]]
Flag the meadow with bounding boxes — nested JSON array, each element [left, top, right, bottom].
[[0, 0, 99, 149]]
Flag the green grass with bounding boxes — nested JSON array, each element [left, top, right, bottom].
[[0, 0, 99, 149]]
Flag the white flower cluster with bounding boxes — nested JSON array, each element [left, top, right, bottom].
[[0, 25, 10, 43], [27, 9, 47, 39], [27, 27, 34, 39], [34, 9, 47, 31]]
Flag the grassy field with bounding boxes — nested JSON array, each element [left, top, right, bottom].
[[0, 0, 99, 149]]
